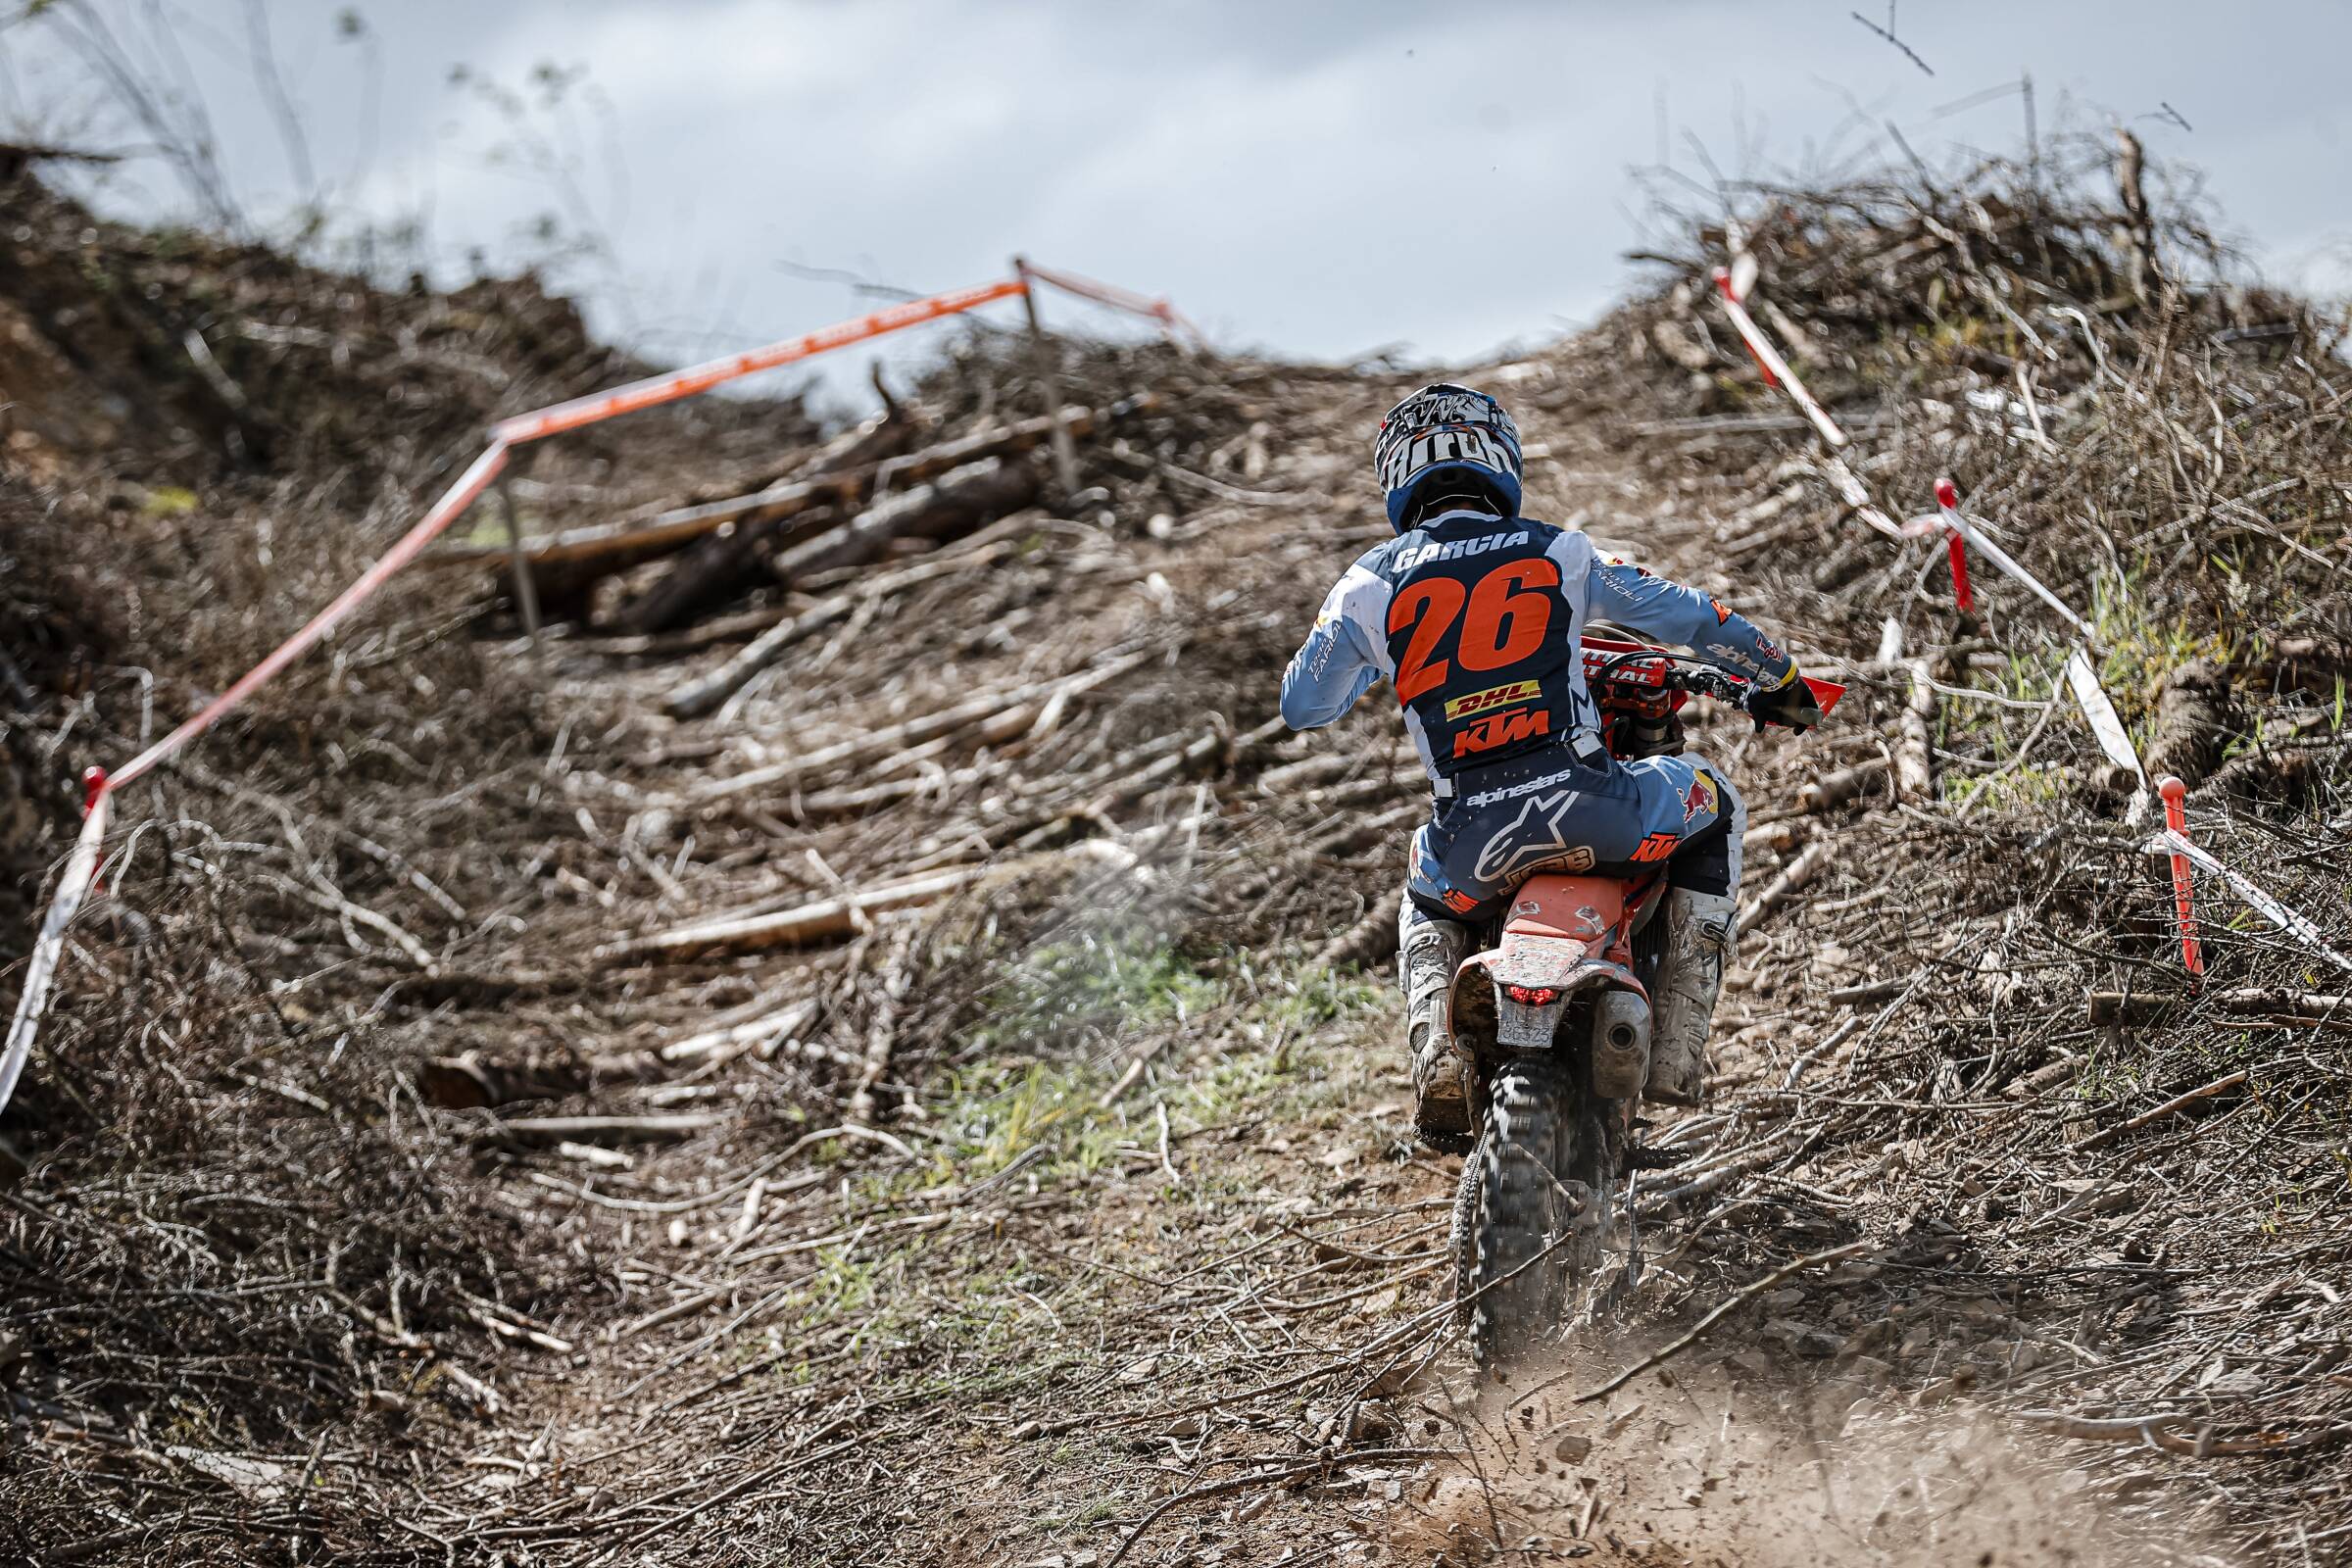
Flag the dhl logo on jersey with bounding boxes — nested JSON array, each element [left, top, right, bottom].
[[1443, 680, 1542, 720]]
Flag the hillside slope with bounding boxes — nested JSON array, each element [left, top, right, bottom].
[[4, 147, 2350, 1566]]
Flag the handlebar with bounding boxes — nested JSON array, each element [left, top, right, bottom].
[[1582, 638, 1845, 719], [1675, 665, 1750, 705], [1586, 645, 1747, 701]]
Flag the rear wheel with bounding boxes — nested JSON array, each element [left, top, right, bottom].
[[1466, 1054, 1579, 1366]]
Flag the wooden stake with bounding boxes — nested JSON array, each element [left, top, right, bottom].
[[1896, 658, 1937, 804], [495, 470, 541, 648], [1013, 257, 1080, 497]]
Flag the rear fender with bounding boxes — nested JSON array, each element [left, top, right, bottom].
[[1456, 947, 1646, 1049], [1449, 873, 1651, 1053]]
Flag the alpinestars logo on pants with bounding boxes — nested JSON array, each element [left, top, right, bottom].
[[1471, 788, 1592, 885]]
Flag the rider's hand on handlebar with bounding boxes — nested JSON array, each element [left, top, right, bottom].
[[1746, 671, 1824, 734]]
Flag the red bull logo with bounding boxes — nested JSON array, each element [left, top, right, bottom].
[[1681, 771, 1719, 822]]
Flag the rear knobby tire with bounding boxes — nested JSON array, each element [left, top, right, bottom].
[[1448, 1146, 1481, 1328], [1468, 1054, 1578, 1366]]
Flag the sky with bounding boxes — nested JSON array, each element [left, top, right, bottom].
[[4, 1, 2347, 414]]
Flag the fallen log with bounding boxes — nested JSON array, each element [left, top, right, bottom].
[[663, 538, 1016, 718], [767, 455, 1040, 584], [686, 650, 1149, 804], [846, 935, 911, 1124], [2067, 1069, 2250, 1152], [2141, 659, 2237, 791], [486, 1113, 726, 1144], [1314, 905, 1399, 973], [424, 398, 1150, 585], [1086, 715, 1288, 815], [661, 1000, 838, 1066], [423, 1048, 592, 1109], [779, 758, 1009, 822], [597, 865, 994, 964], [2087, 989, 2352, 1026], [422, 1038, 720, 1108], [2019, 1408, 2348, 1459], [1738, 839, 1833, 932], [1797, 757, 1887, 813], [612, 405, 921, 635], [1895, 658, 1936, 804]]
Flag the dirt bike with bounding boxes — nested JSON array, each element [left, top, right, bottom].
[[1446, 634, 1845, 1364]]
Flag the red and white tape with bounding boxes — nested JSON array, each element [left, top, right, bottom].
[[2141, 781, 2352, 979], [1901, 481, 2094, 640], [3, 266, 1194, 1119], [0, 792, 109, 1114], [1711, 263, 2341, 1000], [2, 439, 514, 1113], [1710, 268, 1844, 449], [1017, 260, 1205, 349]]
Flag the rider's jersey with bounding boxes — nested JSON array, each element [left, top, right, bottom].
[[1278, 507, 1795, 783]]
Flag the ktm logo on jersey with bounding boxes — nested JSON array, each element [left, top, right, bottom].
[[1630, 830, 1679, 863], [1452, 707, 1548, 759], [1443, 680, 1541, 720]]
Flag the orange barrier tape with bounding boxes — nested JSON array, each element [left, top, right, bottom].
[[1020, 261, 1205, 347], [491, 278, 1030, 444], [4, 263, 1201, 1118], [112, 442, 514, 792]]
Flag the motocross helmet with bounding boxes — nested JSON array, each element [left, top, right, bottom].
[[1374, 382, 1524, 531]]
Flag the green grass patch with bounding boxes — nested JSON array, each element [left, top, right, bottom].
[[968, 930, 1225, 1056], [923, 937, 1388, 1187], [141, 485, 200, 517]]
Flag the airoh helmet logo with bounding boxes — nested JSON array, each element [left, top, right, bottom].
[[1375, 383, 1525, 530]]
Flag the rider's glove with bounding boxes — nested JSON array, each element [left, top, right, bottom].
[[1747, 670, 1824, 734]]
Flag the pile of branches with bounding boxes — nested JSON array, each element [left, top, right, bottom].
[[0, 167, 815, 499], [1, 163, 1386, 1551], [1561, 130, 2347, 679], [0, 173, 724, 1560]]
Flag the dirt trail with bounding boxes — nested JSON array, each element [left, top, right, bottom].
[[390, 378, 2148, 1565]]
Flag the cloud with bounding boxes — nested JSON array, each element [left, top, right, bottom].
[[19, 0, 2348, 402]]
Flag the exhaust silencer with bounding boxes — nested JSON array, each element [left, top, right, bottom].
[[1590, 991, 1651, 1100]]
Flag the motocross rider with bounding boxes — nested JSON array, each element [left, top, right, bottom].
[[1279, 383, 1820, 1143]]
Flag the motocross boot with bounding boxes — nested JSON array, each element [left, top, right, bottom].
[[1398, 902, 1471, 1141], [1645, 888, 1737, 1106]]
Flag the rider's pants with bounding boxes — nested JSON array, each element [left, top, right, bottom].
[[1401, 744, 1746, 929]]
